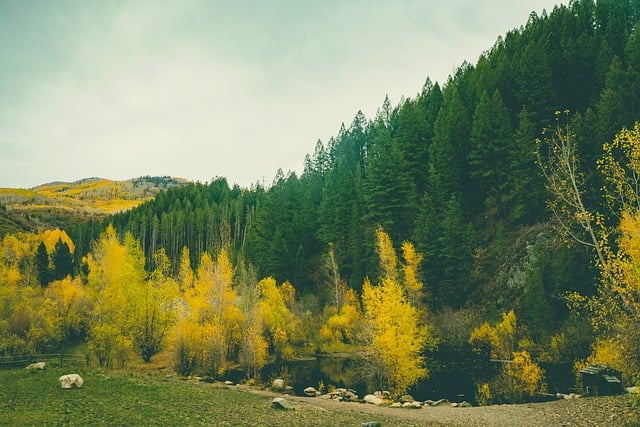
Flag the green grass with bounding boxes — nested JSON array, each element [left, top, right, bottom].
[[0, 367, 409, 426]]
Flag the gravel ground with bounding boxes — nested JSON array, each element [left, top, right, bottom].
[[245, 387, 639, 426]]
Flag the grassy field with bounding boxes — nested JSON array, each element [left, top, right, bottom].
[[0, 367, 404, 426]]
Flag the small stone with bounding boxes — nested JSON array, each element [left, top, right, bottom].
[[390, 402, 403, 408], [224, 380, 235, 386], [430, 399, 448, 407], [271, 397, 294, 410], [271, 378, 285, 391], [458, 401, 473, 407], [304, 386, 318, 397], [26, 362, 45, 370], [364, 394, 384, 405], [403, 401, 422, 409]]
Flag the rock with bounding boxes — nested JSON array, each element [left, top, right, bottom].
[[271, 397, 294, 410], [26, 362, 45, 370], [224, 380, 235, 386], [304, 386, 318, 397], [59, 374, 84, 389], [375, 390, 391, 399], [399, 394, 415, 403], [390, 402, 403, 408], [361, 422, 382, 427], [626, 386, 639, 394], [458, 401, 473, 407], [271, 378, 285, 391], [341, 390, 358, 402], [429, 398, 449, 407], [364, 394, 384, 405], [402, 401, 422, 409]]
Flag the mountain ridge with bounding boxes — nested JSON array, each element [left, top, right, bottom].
[[0, 176, 190, 233]]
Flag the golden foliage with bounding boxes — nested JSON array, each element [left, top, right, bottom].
[[375, 226, 398, 282], [469, 310, 517, 360], [360, 228, 429, 396], [499, 350, 546, 399], [401, 241, 424, 306], [41, 229, 75, 254]]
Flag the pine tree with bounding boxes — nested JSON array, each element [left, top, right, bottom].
[[35, 241, 52, 286]]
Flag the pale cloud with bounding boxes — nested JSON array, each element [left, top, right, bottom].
[[0, 0, 564, 189]]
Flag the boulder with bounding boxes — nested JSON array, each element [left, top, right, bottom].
[[399, 394, 415, 403], [303, 386, 319, 397], [59, 374, 84, 389], [271, 378, 285, 391], [363, 394, 384, 405], [390, 402, 403, 408], [224, 380, 235, 386], [458, 401, 473, 407], [26, 362, 45, 370], [343, 390, 359, 402], [402, 401, 422, 409], [429, 398, 449, 407], [271, 397, 294, 410]]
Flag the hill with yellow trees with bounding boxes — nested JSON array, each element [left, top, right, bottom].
[[0, 176, 188, 234]]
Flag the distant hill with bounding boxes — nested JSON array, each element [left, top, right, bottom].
[[0, 176, 189, 233]]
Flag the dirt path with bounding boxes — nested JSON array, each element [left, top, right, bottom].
[[239, 385, 638, 426]]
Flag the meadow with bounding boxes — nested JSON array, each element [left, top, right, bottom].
[[0, 366, 408, 426]]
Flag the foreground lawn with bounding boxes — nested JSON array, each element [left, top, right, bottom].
[[0, 367, 396, 426]]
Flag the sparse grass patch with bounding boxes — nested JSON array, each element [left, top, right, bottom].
[[0, 367, 407, 426]]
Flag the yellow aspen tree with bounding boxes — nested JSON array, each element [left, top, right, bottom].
[[129, 247, 179, 362], [319, 288, 361, 349], [360, 227, 428, 396], [257, 277, 300, 360], [177, 247, 194, 293], [41, 229, 75, 254], [401, 241, 424, 307], [376, 226, 398, 282], [44, 276, 90, 342], [86, 225, 145, 367]]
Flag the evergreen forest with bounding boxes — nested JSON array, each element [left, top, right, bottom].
[[2, 0, 640, 403]]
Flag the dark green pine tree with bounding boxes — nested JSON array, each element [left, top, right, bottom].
[[51, 238, 74, 280], [507, 106, 544, 223], [435, 195, 476, 309], [429, 85, 472, 202], [393, 80, 442, 196], [35, 241, 52, 286], [364, 100, 418, 244], [468, 89, 513, 215]]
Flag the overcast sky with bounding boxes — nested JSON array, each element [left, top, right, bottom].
[[0, 0, 565, 189]]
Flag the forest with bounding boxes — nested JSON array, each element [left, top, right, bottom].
[[1, 0, 640, 403]]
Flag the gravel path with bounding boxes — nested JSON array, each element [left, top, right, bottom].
[[243, 386, 639, 426]]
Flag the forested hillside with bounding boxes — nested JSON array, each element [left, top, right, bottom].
[[0, 176, 188, 233], [77, 0, 639, 311], [3, 0, 640, 402]]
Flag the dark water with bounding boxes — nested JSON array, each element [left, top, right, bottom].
[[244, 357, 577, 403]]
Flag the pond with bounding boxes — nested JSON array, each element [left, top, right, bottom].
[[232, 356, 578, 404]]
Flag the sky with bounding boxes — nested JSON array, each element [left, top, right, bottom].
[[0, 0, 565, 189]]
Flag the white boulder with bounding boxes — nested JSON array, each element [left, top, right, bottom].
[[271, 378, 285, 391], [363, 394, 384, 405], [59, 374, 84, 389], [26, 362, 45, 370]]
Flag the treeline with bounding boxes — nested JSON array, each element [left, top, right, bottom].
[[4, 0, 640, 400], [72, 0, 640, 313]]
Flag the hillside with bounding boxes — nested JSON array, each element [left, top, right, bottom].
[[0, 176, 188, 233]]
